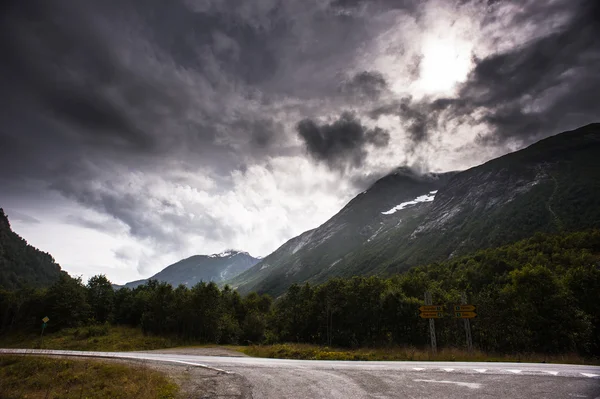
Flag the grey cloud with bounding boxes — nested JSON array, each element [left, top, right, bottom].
[[296, 112, 390, 171], [114, 247, 137, 263], [453, 0, 600, 143], [64, 214, 122, 234], [370, 98, 438, 147], [330, 0, 420, 13], [2, 0, 598, 277], [368, 0, 599, 150], [340, 71, 389, 100], [6, 210, 40, 225]]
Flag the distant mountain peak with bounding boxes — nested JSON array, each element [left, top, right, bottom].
[[208, 249, 248, 258], [123, 249, 259, 289]]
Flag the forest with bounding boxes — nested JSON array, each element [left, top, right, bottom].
[[1, 230, 599, 357]]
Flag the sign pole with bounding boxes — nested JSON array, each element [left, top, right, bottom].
[[425, 291, 437, 355], [461, 293, 473, 353], [40, 323, 46, 348], [40, 316, 49, 349]]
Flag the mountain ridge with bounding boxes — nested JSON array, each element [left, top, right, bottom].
[[122, 250, 260, 289], [230, 123, 600, 296], [0, 209, 67, 290]]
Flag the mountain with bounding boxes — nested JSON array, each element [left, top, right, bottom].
[[231, 123, 600, 296], [0, 209, 66, 290], [123, 250, 260, 289], [229, 168, 458, 295]]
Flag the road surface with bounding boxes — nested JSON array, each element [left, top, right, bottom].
[[1, 348, 599, 398]]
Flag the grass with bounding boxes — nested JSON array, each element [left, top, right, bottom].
[[2, 326, 596, 365], [0, 355, 178, 399], [0, 325, 187, 352], [239, 343, 598, 365]]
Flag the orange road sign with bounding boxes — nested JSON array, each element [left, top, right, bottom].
[[419, 305, 443, 312], [455, 311, 477, 318], [454, 305, 476, 312], [420, 312, 444, 319]]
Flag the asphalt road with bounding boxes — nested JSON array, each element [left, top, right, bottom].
[[1, 349, 599, 398]]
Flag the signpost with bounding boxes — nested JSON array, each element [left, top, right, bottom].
[[419, 312, 444, 319], [454, 305, 476, 312], [454, 311, 477, 318], [419, 305, 443, 312], [458, 294, 473, 352], [423, 292, 437, 355], [40, 316, 49, 347]]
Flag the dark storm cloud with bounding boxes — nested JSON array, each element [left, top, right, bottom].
[[0, 0, 166, 154], [340, 71, 389, 100], [450, 0, 600, 143], [367, 0, 600, 148], [330, 0, 420, 12], [296, 112, 390, 170], [370, 98, 439, 148], [2, 0, 599, 272], [1, 0, 386, 252]]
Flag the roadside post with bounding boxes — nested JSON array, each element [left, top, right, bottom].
[[455, 293, 474, 352], [40, 316, 49, 347], [422, 292, 439, 355]]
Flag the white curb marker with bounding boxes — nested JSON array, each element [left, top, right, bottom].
[[414, 379, 481, 389], [543, 371, 559, 376]]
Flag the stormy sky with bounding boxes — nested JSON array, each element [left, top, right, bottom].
[[1, 0, 598, 283]]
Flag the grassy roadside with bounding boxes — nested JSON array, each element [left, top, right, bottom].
[[2, 326, 597, 365], [0, 355, 178, 399], [0, 325, 187, 352], [239, 343, 599, 365]]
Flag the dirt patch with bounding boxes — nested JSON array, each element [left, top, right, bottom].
[[136, 360, 252, 399]]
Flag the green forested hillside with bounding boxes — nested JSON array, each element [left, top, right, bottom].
[[0, 209, 66, 290], [269, 230, 600, 355], [2, 230, 599, 357]]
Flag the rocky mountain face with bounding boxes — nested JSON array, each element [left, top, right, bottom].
[[231, 123, 600, 296], [123, 250, 260, 289], [229, 169, 457, 295], [0, 209, 66, 290]]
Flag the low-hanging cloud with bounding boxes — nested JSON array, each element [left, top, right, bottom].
[[296, 112, 390, 171]]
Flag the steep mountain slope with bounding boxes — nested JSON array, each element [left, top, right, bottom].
[[0, 209, 66, 290], [124, 250, 259, 289], [232, 123, 600, 296], [357, 122, 600, 277], [229, 169, 457, 295]]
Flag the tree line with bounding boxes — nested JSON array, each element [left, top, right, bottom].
[[1, 230, 599, 357]]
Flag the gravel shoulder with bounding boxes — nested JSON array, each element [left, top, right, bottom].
[[133, 360, 252, 399], [128, 346, 252, 398]]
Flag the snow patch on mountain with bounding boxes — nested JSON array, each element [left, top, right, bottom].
[[382, 191, 438, 215], [209, 250, 245, 258], [292, 231, 315, 254]]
